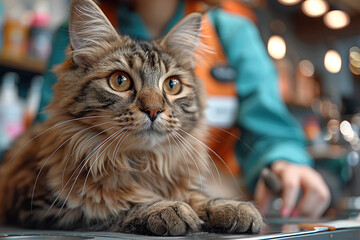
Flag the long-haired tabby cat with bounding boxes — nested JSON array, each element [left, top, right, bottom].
[[0, 0, 262, 236]]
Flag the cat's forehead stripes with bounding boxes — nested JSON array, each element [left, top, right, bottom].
[[107, 40, 173, 88]]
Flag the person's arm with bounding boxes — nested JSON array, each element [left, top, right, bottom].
[[211, 9, 330, 217]]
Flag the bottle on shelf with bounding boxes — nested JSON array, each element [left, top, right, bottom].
[[2, 4, 29, 60], [0, 72, 25, 152], [28, 0, 52, 60]]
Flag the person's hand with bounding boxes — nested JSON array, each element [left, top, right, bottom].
[[254, 160, 331, 218]]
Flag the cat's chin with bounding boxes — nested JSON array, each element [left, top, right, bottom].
[[135, 129, 169, 147]]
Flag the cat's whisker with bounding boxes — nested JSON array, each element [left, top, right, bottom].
[[174, 124, 223, 188], [183, 120, 221, 144], [172, 131, 219, 189], [165, 133, 177, 201], [119, 131, 137, 167], [6, 115, 113, 166], [187, 120, 255, 153], [55, 128, 122, 217], [178, 128, 242, 191], [46, 126, 116, 217], [111, 128, 131, 162], [171, 132, 204, 195], [113, 129, 139, 170], [166, 134, 172, 157], [172, 131, 213, 177], [168, 134, 192, 193], [61, 121, 115, 187], [210, 127, 254, 154], [169, 134, 191, 188], [31, 120, 114, 212], [173, 130, 219, 190], [81, 129, 125, 196]]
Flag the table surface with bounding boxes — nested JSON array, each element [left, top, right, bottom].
[[1, 218, 360, 240]]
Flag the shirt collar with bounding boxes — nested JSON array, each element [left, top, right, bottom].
[[117, 0, 185, 41]]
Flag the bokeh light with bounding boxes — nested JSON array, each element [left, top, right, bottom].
[[298, 59, 315, 77], [324, 50, 342, 73], [323, 10, 350, 30], [278, 0, 302, 6], [301, 0, 329, 17], [349, 47, 360, 75], [340, 120, 355, 142], [267, 35, 286, 60]]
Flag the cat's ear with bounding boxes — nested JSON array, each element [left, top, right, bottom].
[[69, 0, 118, 66], [160, 13, 203, 64]]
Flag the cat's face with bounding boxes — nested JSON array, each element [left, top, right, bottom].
[[51, 0, 205, 146], [68, 38, 204, 145]]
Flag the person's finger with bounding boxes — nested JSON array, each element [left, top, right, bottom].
[[311, 196, 330, 218], [294, 188, 330, 218], [293, 190, 318, 217], [254, 178, 273, 214], [278, 170, 300, 217], [270, 161, 331, 218], [295, 169, 331, 218]]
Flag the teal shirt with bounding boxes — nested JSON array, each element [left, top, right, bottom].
[[39, 2, 312, 191], [209, 10, 312, 190]]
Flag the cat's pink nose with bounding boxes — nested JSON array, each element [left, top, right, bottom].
[[144, 107, 163, 122]]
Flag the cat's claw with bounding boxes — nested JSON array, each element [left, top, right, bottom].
[[146, 202, 202, 236], [123, 201, 203, 236], [204, 199, 263, 234]]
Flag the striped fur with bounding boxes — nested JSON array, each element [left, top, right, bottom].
[[0, 0, 262, 235]]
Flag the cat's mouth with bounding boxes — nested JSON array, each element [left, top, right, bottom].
[[132, 115, 173, 142], [136, 121, 166, 135], [142, 125, 164, 135], [134, 124, 169, 146]]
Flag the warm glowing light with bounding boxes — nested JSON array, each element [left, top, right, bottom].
[[267, 35, 286, 60], [340, 120, 355, 142], [323, 10, 350, 29], [324, 50, 342, 73], [349, 47, 360, 75], [298, 60, 315, 77], [301, 0, 329, 17], [350, 47, 360, 68], [278, 0, 301, 5]]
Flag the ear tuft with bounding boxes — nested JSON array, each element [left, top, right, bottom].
[[160, 13, 203, 64], [69, 0, 118, 66]]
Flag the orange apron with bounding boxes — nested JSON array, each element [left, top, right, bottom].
[[185, 0, 256, 176]]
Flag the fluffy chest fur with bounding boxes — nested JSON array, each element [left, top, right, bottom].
[[33, 119, 208, 219]]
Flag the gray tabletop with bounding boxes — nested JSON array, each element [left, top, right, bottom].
[[1, 218, 360, 240]]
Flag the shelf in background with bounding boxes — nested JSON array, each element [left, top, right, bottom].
[[0, 54, 47, 74]]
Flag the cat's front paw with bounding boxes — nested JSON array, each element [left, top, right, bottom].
[[124, 201, 203, 236], [204, 199, 263, 234]]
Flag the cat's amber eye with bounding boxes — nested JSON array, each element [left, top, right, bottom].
[[163, 77, 182, 95], [108, 71, 132, 92]]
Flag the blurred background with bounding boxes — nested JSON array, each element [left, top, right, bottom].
[[0, 0, 359, 218]]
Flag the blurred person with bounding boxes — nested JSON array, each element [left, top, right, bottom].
[[38, 0, 330, 218]]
